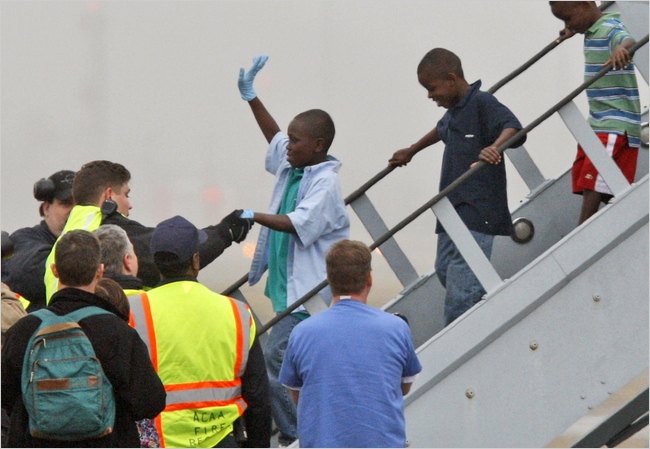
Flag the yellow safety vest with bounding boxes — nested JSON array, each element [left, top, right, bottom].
[[128, 281, 255, 448], [44, 205, 103, 302], [123, 288, 146, 297]]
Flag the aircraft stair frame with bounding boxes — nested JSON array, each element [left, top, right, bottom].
[[221, 1, 649, 446], [404, 173, 648, 447]]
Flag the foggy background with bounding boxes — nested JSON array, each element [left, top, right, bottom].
[[2, 1, 647, 324]]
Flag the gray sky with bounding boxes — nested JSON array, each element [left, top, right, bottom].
[[2, 1, 647, 322]]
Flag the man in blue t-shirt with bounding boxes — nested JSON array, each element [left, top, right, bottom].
[[279, 240, 422, 448]]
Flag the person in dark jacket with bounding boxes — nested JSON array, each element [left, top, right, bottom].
[[1, 170, 75, 311], [64, 160, 252, 289], [1, 230, 166, 448]]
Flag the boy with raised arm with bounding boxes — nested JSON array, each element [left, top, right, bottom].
[[237, 54, 350, 446]]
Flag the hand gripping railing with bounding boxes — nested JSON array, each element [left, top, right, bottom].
[[253, 34, 648, 336]]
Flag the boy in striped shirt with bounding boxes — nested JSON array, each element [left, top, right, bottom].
[[550, 1, 641, 223]]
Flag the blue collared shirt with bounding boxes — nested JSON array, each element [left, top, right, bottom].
[[249, 132, 350, 312], [436, 80, 525, 236]]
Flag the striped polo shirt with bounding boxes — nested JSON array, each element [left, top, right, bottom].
[[584, 12, 641, 148]]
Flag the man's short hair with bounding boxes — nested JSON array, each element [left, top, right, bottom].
[[72, 160, 131, 206], [93, 224, 132, 275], [54, 230, 101, 287], [417, 48, 465, 80], [326, 239, 372, 296], [294, 109, 336, 152]]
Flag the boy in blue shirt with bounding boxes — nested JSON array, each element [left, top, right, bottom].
[[238, 55, 350, 446], [389, 48, 526, 325]]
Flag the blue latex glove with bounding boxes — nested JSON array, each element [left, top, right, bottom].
[[240, 209, 254, 219], [238, 55, 269, 101]]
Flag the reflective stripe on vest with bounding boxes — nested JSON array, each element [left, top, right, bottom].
[[229, 298, 252, 378], [128, 292, 158, 369], [165, 382, 242, 405], [44, 205, 102, 302], [127, 284, 254, 448], [15, 293, 30, 310]]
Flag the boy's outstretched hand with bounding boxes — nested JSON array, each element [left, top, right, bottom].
[[238, 55, 269, 101], [606, 45, 632, 70]]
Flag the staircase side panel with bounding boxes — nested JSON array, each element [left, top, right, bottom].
[[405, 223, 648, 447]]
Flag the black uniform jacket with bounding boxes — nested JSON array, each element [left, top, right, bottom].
[[1, 288, 166, 448], [1, 221, 56, 311], [102, 213, 233, 289]]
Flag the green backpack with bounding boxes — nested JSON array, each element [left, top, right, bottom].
[[21, 306, 116, 441]]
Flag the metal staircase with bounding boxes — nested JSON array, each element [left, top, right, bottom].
[[404, 173, 648, 447], [222, 1, 649, 446]]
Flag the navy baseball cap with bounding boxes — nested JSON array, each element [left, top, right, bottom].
[[150, 215, 208, 263]]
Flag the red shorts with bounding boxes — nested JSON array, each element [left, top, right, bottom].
[[572, 132, 638, 195]]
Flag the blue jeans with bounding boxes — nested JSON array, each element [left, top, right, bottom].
[[263, 313, 301, 446], [435, 231, 494, 326]]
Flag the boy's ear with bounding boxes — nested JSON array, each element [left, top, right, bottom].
[[314, 137, 325, 153], [446, 72, 458, 85]]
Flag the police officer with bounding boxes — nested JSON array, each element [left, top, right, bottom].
[[1, 170, 75, 310]]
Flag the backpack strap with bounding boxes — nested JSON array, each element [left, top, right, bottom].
[[65, 306, 114, 323], [30, 308, 66, 330], [31, 306, 114, 329]]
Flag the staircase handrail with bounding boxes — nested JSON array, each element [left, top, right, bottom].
[[489, 1, 614, 95]]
